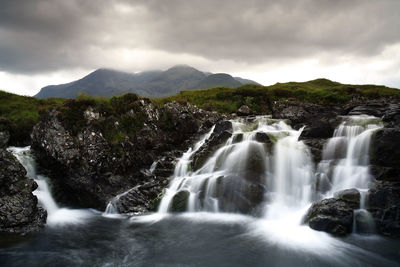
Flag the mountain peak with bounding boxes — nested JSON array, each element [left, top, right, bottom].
[[35, 65, 259, 98]]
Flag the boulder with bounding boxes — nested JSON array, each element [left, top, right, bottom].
[[237, 105, 253, 116], [334, 188, 360, 205], [254, 132, 271, 144], [0, 149, 46, 234], [304, 198, 355, 236], [170, 190, 190, 212]]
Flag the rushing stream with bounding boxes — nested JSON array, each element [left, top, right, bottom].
[[1, 116, 400, 266]]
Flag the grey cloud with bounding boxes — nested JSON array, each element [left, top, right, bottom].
[[0, 0, 399, 74]]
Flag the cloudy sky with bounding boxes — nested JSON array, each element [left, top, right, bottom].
[[1, 0, 400, 96]]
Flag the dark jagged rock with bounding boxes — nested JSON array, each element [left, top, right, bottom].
[[0, 149, 46, 234], [304, 198, 356, 236], [170, 190, 190, 212], [31, 101, 223, 212], [370, 128, 400, 170], [368, 181, 400, 238], [254, 132, 271, 144], [191, 121, 233, 171]]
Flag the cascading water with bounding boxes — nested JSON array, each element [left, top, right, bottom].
[[316, 115, 383, 233], [158, 116, 315, 215], [8, 146, 92, 225]]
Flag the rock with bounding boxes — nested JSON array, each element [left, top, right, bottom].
[[254, 132, 271, 143], [368, 181, 400, 238], [0, 149, 46, 234], [191, 121, 233, 171], [0, 131, 10, 148], [237, 105, 252, 116], [304, 198, 354, 236], [348, 102, 388, 117], [31, 101, 224, 212], [334, 188, 360, 205], [170, 190, 190, 212], [382, 103, 400, 129], [370, 128, 400, 171]]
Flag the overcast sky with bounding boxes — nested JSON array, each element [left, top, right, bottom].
[[1, 0, 400, 96]]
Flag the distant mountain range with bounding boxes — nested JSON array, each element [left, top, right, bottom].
[[35, 65, 260, 98]]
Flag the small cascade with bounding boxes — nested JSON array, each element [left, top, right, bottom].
[[8, 146, 92, 225], [317, 115, 382, 234], [264, 127, 314, 220], [158, 117, 313, 214]]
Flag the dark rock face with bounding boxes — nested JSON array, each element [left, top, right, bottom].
[[368, 181, 400, 238], [170, 190, 190, 212], [31, 101, 224, 212], [0, 149, 46, 234], [191, 121, 233, 171], [254, 132, 271, 144], [304, 198, 358, 236]]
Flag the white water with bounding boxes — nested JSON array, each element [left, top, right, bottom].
[[158, 114, 383, 237], [158, 116, 314, 216], [8, 146, 92, 226], [317, 115, 382, 233]]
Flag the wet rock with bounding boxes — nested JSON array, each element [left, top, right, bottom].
[[254, 132, 271, 144], [334, 188, 360, 205], [31, 101, 223, 212], [370, 128, 400, 171], [304, 198, 354, 236], [0, 149, 46, 234], [348, 102, 388, 117], [368, 181, 400, 238], [237, 105, 252, 116], [170, 190, 190, 212], [192, 121, 233, 171]]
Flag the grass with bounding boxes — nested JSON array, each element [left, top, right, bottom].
[[153, 79, 400, 114], [0, 90, 65, 144], [1, 78, 399, 144]]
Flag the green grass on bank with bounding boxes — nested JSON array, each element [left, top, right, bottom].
[[1, 78, 399, 144], [0, 91, 65, 144], [153, 79, 400, 114]]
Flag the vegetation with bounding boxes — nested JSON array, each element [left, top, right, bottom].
[[1, 78, 399, 144], [56, 93, 146, 143], [0, 90, 64, 145], [153, 79, 400, 114]]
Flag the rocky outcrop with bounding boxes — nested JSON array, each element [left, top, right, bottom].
[[191, 120, 233, 171], [304, 99, 400, 238], [367, 103, 400, 238], [304, 189, 360, 236], [31, 101, 224, 212], [0, 137, 46, 234]]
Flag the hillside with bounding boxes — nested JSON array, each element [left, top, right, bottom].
[[155, 78, 400, 113], [35, 65, 258, 99], [3, 78, 399, 145]]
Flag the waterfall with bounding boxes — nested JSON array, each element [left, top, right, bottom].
[[8, 146, 92, 225], [158, 117, 314, 214], [317, 115, 383, 233]]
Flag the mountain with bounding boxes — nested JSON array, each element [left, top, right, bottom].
[[34, 65, 259, 98], [190, 73, 242, 89]]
